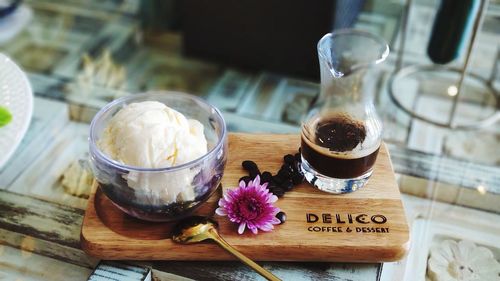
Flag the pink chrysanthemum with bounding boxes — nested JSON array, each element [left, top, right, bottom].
[[216, 175, 281, 234]]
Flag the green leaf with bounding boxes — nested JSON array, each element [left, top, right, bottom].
[[0, 106, 13, 127]]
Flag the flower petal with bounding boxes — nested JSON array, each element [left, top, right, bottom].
[[238, 222, 246, 234], [260, 224, 274, 232], [223, 194, 232, 203], [249, 225, 258, 234], [218, 198, 227, 206], [271, 217, 281, 224], [215, 207, 227, 216], [252, 175, 261, 186], [268, 194, 278, 203]]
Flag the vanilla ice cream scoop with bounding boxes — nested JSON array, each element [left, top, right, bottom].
[[98, 101, 208, 202], [99, 101, 207, 168]]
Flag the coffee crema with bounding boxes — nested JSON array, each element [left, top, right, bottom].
[[301, 114, 379, 179]]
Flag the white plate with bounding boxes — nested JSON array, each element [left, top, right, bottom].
[[0, 53, 33, 169]]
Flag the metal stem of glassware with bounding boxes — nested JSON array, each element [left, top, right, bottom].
[[389, 0, 499, 130], [395, 0, 413, 72], [447, 0, 487, 127], [206, 228, 281, 281]]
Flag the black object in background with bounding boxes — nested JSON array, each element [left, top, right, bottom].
[[0, 0, 21, 18], [140, 0, 182, 31], [182, 0, 334, 80], [427, 0, 479, 65]]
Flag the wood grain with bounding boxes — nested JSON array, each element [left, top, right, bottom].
[[81, 133, 410, 262], [0, 188, 96, 267]]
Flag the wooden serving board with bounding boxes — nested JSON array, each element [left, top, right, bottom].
[[81, 133, 410, 262]]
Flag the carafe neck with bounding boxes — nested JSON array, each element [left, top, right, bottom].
[[318, 66, 377, 108]]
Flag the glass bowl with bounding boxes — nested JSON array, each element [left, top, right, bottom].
[[89, 92, 227, 222]]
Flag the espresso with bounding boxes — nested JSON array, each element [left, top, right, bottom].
[[316, 116, 366, 152], [301, 115, 379, 179]]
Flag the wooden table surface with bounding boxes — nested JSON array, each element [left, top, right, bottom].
[[0, 98, 500, 281], [1, 2, 499, 280], [0, 186, 383, 281]]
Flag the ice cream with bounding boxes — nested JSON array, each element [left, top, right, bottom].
[[98, 101, 208, 203], [99, 101, 207, 168]]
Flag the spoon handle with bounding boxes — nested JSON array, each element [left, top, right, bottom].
[[209, 230, 281, 281]]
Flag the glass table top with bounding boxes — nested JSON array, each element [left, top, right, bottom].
[[0, 1, 498, 280]]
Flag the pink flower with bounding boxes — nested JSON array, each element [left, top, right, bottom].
[[216, 175, 281, 234]]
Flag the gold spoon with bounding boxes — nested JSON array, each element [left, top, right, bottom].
[[172, 216, 281, 281]]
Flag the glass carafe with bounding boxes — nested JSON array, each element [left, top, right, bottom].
[[300, 29, 389, 194]]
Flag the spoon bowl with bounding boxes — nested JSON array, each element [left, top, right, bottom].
[[171, 216, 281, 281], [172, 216, 218, 244]]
